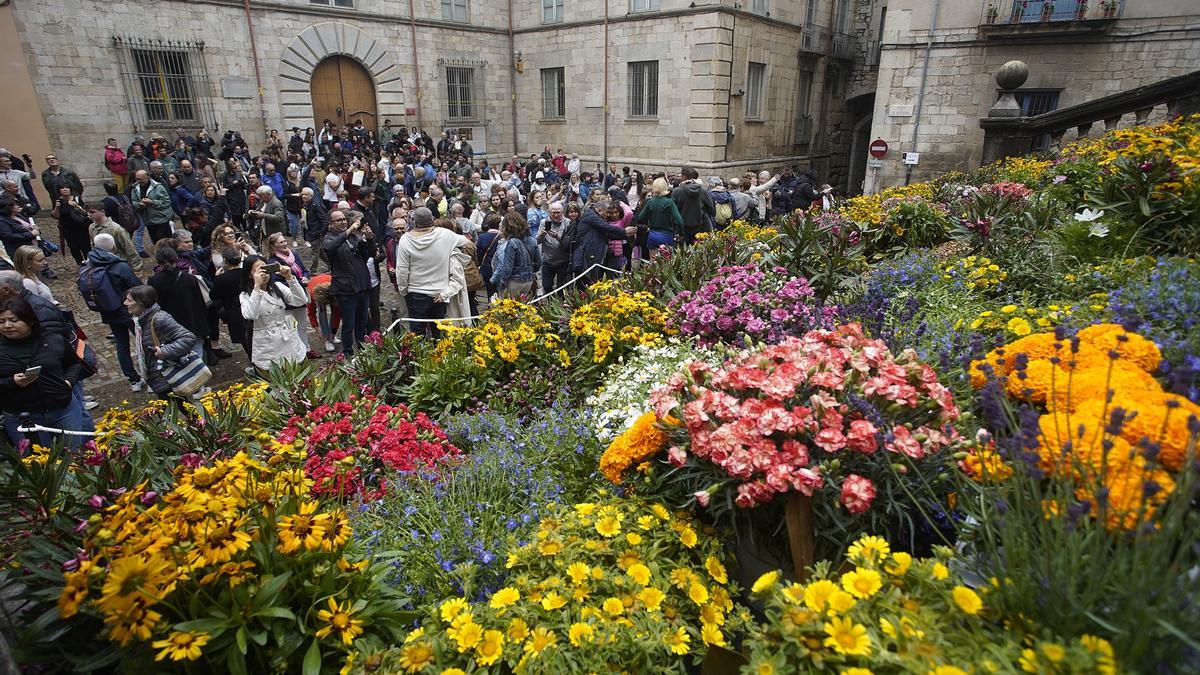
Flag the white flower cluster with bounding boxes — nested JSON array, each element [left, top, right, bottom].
[[585, 338, 720, 442]]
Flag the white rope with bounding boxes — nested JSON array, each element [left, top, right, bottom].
[[385, 262, 627, 330], [17, 423, 98, 437]]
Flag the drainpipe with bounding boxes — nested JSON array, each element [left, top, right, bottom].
[[508, 0, 519, 155], [241, 0, 268, 138], [905, 0, 940, 185], [722, 8, 735, 163], [408, 0, 422, 128], [603, 0, 609, 167]]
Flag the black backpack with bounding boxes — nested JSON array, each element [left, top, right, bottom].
[[106, 194, 138, 233]]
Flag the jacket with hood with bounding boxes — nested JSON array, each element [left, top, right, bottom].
[[393, 227, 467, 298], [0, 330, 81, 413], [85, 248, 141, 325], [634, 195, 684, 237], [671, 181, 715, 230], [571, 205, 628, 273], [88, 218, 143, 273]]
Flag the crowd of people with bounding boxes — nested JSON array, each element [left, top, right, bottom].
[[0, 125, 831, 445]]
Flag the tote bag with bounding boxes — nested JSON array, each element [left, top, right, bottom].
[[149, 318, 212, 396]]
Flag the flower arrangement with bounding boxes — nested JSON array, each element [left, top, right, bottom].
[[959, 300, 1106, 338], [839, 183, 935, 227], [378, 497, 748, 673], [941, 255, 1007, 292], [434, 299, 569, 371], [586, 339, 720, 442], [58, 450, 410, 672], [741, 536, 1119, 673], [694, 219, 780, 248], [641, 324, 961, 513], [276, 394, 461, 500], [568, 279, 671, 365], [668, 265, 835, 347], [970, 325, 1199, 528]]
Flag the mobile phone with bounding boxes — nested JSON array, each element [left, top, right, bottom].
[[263, 262, 281, 274], [23, 366, 42, 377]]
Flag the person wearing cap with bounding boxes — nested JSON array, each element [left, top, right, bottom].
[[530, 171, 548, 194], [393, 207, 468, 338]]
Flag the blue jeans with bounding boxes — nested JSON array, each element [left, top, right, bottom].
[[336, 290, 370, 355], [286, 211, 300, 237], [4, 401, 85, 450], [133, 223, 146, 254], [72, 381, 94, 432], [541, 262, 571, 293], [647, 229, 676, 251], [110, 321, 138, 383], [406, 292, 447, 339]]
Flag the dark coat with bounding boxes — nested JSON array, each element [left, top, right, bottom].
[[0, 214, 36, 257], [136, 305, 198, 395], [671, 181, 715, 231], [211, 268, 248, 348], [302, 199, 329, 243], [0, 332, 82, 413], [149, 268, 209, 341], [321, 229, 371, 295], [85, 249, 141, 325], [571, 206, 628, 273]]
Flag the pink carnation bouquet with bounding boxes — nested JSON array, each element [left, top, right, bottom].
[[645, 324, 962, 525]]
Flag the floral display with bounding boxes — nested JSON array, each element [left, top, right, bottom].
[[741, 537, 1117, 674], [643, 323, 961, 511], [940, 255, 1007, 292], [568, 279, 670, 364], [434, 299, 569, 371], [668, 265, 835, 347], [276, 394, 461, 500], [375, 497, 748, 673]]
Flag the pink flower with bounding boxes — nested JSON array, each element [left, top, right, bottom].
[[693, 490, 711, 508], [846, 419, 879, 454], [886, 425, 926, 459], [840, 474, 876, 514], [667, 445, 688, 467]]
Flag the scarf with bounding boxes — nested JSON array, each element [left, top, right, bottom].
[[276, 249, 303, 280]]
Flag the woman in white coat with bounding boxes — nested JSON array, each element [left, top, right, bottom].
[[239, 254, 308, 372]]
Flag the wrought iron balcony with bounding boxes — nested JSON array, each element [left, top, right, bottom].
[[980, 0, 1125, 27]]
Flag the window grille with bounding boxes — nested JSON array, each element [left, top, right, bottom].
[[793, 69, 814, 145], [541, 68, 566, 119], [309, 0, 354, 7], [628, 61, 659, 117], [114, 36, 215, 130]]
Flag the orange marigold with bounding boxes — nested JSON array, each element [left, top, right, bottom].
[[1078, 395, 1200, 472], [959, 447, 1013, 483], [599, 412, 669, 484], [1074, 447, 1176, 531], [1076, 324, 1162, 373], [1047, 363, 1163, 413], [1004, 359, 1067, 405], [1036, 410, 1110, 477]]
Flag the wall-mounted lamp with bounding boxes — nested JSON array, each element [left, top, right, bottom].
[[731, 88, 745, 97], [513, 51, 524, 73]]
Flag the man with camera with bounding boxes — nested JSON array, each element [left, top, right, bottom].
[[321, 209, 372, 355]]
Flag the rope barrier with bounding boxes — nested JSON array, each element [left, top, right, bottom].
[[385, 262, 627, 330], [17, 423, 98, 437]]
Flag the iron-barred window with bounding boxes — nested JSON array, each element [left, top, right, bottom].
[[541, 68, 566, 119], [309, 0, 354, 7], [630, 0, 660, 12], [628, 61, 658, 118], [445, 65, 483, 124], [114, 36, 215, 129]]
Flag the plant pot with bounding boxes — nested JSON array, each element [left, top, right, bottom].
[[1103, 7, 1115, 18], [987, 14, 998, 24], [1076, 7, 1087, 20]]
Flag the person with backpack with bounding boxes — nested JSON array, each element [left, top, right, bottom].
[[393, 207, 468, 338], [81, 234, 143, 391], [671, 166, 715, 244], [86, 203, 142, 273], [708, 178, 735, 230], [728, 178, 761, 224], [101, 180, 141, 249]]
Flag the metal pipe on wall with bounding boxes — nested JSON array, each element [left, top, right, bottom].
[[408, 0, 422, 128], [603, 0, 609, 167], [905, 0, 940, 185], [508, 0, 519, 155], [241, 0, 268, 138]]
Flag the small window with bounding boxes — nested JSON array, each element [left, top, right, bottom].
[[746, 62, 766, 120], [835, 0, 850, 31], [442, 0, 468, 22], [630, 0, 660, 13], [309, 0, 354, 6], [751, 0, 767, 15], [542, 0, 563, 23], [446, 66, 478, 123], [794, 69, 814, 145], [541, 67, 566, 119], [628, 61, 659, 118]]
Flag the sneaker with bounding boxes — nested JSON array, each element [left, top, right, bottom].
[[84, 395, 96, 403], [333, 334, 342, 344], [324, 340, 336, 353], [211, 348, 233, 360], [131, 381, 143, 392], [83, 400, 100, 411]]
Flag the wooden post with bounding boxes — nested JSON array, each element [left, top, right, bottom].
[[784, 493, 815, 582]]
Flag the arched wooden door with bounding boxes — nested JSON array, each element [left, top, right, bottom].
[[310, 56, 378, 133]]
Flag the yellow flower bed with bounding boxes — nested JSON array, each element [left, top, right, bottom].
[[435, 299, 569, 370], [840, 183, 935, 226], [599, 412, 671, 483], [569, 280, 671, 364], [387, 497, 746, 673], [942, 255, 1007, 292]]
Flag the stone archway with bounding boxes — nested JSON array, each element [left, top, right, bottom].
[[277, 23, 405, 134]]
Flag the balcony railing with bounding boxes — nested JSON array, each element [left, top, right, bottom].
[[832, 32, 857, 61], [800, 27, 830, 54], [981, 0, 1125, 26]]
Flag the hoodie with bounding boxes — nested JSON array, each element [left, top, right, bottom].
[[670, 181, 715, 230], [393, 227, 468, 297], [86, 248, 141, 324]]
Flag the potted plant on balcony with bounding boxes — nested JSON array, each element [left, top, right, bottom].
[[1040, 1, 1055, 21], [1101, 0, 1118, 18], [1075, 0, 1088, 20], [986, 4, 999, 23], [1014, 1, 1027, 22]]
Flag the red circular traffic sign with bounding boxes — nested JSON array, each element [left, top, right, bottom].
[[869, 139, 889, 158]]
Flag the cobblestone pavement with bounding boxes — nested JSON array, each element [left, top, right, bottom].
[[34, 219, 409, 416]]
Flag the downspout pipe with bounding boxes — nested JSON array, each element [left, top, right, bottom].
[[241, 0, 268, 139], [603, 0, 609, 167], [722, 8, 735, 163], [408, 0, 422, 129], [508, 0, 519, 156], [905, 0, 940, 185]]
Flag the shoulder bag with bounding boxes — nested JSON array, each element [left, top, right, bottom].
[[149, 316, 211, 397]]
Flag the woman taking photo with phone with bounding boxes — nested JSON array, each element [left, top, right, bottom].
[[0, 296, 85, 447], [265, 232, 317, 359], [239, 254, 308, 373]]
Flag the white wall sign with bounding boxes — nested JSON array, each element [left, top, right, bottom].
[[902, 152, 920, 165], [221, 76, 254, 99], [866, 157, 884, 168]]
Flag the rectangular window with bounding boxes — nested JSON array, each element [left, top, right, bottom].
[[746, 62, 766, 120], [805, 0, 817, 24], [309, 0, 354, 6], [751, 0, 767, 16], [446, 66, 477, 122], [131, 49, 197, 124], [541, 67, 566, 119], [630, 0, 660, 13], [835, 0, 850, 31], [441, 0, 468, 22], [793, 69, 814, 145], [1015, 89, 1061, 151], [542, 0, 563, 23], [628, 61, 659, 117]]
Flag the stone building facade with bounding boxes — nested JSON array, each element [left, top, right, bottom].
[[862, 0, 1200, 194], [2, 0, 879, 199]]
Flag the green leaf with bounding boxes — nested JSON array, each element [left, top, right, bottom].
[[253, 571, 293, 609], [254, 606, 297, 621], [174, 618, 231, 634], [235, 626, 248, 654], [303, 638, 321, 675], [227, 644, 249, 675]]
